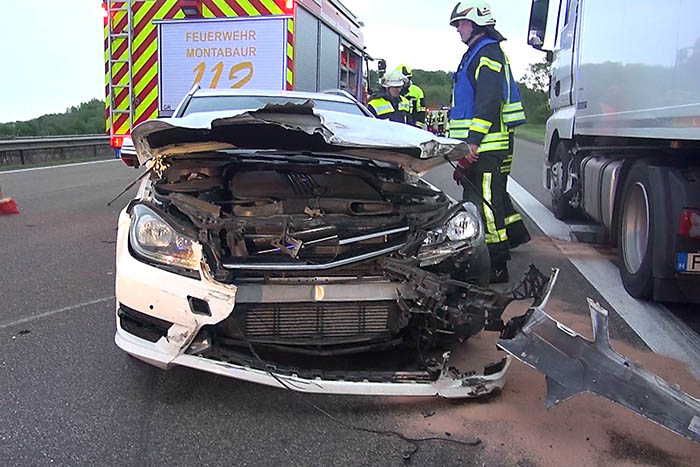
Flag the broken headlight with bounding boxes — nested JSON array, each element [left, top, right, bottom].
[[417, 204, 483, 265], [129, 204, 201, 270]]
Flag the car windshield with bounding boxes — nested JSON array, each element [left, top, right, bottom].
[[181, 95, 365, 116]]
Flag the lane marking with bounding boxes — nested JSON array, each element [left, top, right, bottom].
[[0, 159, 121, 175], [0, 296, 115, 330], [508, 176, 700, 378]]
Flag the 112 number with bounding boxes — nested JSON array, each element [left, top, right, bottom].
[[192, 61, 254, 89]]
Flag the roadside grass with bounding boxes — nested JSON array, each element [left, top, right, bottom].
[[515, 124, 546, 145], [0, 154, 116, 172]]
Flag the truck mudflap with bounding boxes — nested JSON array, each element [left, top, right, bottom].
[[498, 269, 700, 443]]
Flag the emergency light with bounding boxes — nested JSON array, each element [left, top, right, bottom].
[[179, 0, 202, 18]]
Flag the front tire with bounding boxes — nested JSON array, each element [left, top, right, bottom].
[[617, 162, 654, 299], [550, 141, 576, 220]]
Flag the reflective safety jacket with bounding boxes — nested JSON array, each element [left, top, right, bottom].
[[403, 84, 426, 128], [449, 37, 526, 153], [367, 94, 412, 124]]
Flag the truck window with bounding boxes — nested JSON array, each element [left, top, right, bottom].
[[555, 0, 572, 46]]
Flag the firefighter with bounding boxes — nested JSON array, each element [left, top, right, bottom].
[[396, 65, 427, 129], [436, 111, 446, 136], [448, 1, 530, 283], [367, 70, 413, 124]]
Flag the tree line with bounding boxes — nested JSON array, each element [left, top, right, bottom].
[[0, 99, 105, 140]]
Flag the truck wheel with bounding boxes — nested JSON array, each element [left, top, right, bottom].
[[551, 141, 576, 220], [617, 163, 654, 299]]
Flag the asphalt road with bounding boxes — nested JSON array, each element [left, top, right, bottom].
[[1, 154, 698, 466]]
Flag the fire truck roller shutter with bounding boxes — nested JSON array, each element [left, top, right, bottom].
[[294, 8, 319, 92], [319, 23, 340, 91]]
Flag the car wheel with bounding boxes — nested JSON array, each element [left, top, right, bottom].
[[550, 141, 576, 220], [617, 163, 654, 299]]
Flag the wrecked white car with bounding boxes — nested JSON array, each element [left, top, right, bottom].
[[114, 97, 537, 397], [113, 97, 699, 442]]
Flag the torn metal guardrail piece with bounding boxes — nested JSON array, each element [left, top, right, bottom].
[[498, 278, 700, 443]]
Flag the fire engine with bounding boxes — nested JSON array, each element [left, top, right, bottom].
[[103, 0, 368, 156]]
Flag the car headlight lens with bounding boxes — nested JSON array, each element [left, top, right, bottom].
[[129, 205, 200, 270], [422, 227, 446, 246], [446, 211, 479, 241]]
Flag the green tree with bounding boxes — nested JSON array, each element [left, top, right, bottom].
[[522, 58, 551, 94], [0, 99, 106, 140]]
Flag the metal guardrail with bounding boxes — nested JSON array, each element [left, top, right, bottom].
[[0, 134, 113, 167], [0, 134, 110, 152]]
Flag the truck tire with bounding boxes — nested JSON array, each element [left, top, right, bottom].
[[617, 163, 654, 299], [551, 141, 576, 220]]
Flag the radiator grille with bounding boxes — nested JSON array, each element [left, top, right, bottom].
[[243, 301, 392, 339]]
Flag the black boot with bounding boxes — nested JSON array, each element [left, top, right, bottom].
[[489, 264, 510, 284]]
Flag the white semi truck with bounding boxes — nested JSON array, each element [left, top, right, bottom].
[[527, 0, 700, 303]]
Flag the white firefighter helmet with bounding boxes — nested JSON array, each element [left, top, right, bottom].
[[449, 1, 496, 27], [381, 70, 407, 88]]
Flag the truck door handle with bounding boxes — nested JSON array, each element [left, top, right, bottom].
[[555, 81, 561, 97]]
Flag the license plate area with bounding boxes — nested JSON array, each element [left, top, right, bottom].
[[677, 253, 700, 273]]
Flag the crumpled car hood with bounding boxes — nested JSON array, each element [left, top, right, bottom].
[[130, 102, 471, 176]]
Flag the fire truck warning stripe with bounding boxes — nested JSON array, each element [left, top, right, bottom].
[[237, 0, 262, 16], [137, 86, 159, 118], [133, 29, 158, 67], [134, 64, 157, 95], [114, 114, 129, 134], [133, 38, 158, 74], [133, 1, 162, 37], [219, 0, 247, 16], [140, 99, 160, 123], [203, 0, 225, 17], [133, 53, 158, 85], [260, 0, 284, 15], [211, 0, 238, 17], [250, 0, 275, 15], [136, 75, 158, 105], [135, 92, 159, 125]]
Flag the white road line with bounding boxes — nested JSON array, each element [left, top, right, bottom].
[[0, 296, 115, 330], [508, 176, 700, 378], [0, 159, 121, 175]]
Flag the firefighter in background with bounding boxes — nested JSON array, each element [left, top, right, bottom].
[[367, 70, 413, 124], [396, 65, 426, 129], [449, 1, 530, 283], [425, 111, 435, 133], [436, 111, 447, 136]]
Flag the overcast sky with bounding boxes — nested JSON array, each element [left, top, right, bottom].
[[0, 0, 543, 123]]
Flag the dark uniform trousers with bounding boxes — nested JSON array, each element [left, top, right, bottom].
[[462, 148, 530, 268], [462, 150, 511, 267]]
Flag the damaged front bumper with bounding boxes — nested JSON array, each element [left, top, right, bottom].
[[498, 270, 700, 443]]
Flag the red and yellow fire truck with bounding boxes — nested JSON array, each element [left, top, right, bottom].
[[103, 0, 368, 153]]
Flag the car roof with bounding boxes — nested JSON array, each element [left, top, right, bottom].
[[191, 88, 356, 104]]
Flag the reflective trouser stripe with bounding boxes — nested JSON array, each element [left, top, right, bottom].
[[479, 141, 510, 152], [505, 213, 522, 225], [482, 173, 508, 244], [500, 155, 513, 174], [416, 121, 425, 129], [482, 132, 509, 143]]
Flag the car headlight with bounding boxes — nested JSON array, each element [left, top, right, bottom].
[[129, 204, 201, 270], [446, 211, 479, 241], [417, 204, 483, 266]]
